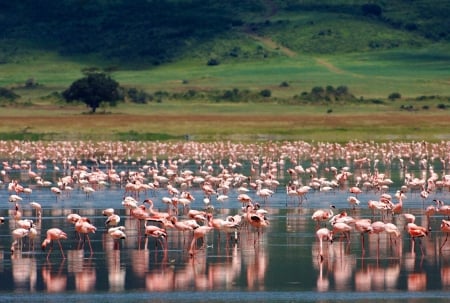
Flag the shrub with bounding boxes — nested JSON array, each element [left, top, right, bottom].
[[0, 87, 20, 100], [260, 89, 272, 97], [207, 58, 220, 66], [388, 92, 402, 100]]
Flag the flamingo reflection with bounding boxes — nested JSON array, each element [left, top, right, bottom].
[[42, 261, 67, 292], [11, 255, 37, 291]]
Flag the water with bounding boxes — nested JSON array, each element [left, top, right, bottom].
[[0, 149, 450, 302]]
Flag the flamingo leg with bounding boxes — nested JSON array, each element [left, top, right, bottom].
[[440, 234, 449, 252], [57, 239, 66, 259]]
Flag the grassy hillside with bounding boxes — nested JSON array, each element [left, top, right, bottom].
[[0, 0, 449, 65]]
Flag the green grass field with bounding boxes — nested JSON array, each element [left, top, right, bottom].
[[0, 41, 449, 143]]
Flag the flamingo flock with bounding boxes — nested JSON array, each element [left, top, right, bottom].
[[0, 139, 449, 263]]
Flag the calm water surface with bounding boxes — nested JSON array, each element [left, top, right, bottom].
[[1, 156, 450, 302]]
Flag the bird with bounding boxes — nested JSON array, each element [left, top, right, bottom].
[[207, 213, 240, 243], [237, 193, 252, 205], [144, 223, 167, 250], [349, 186, 362, 197], [406, 222, 428, 255], [102, 208, 115, 217], [188, 223, 214, 257], [11, 228, 30, 254], [75, 217, 97, 254], [170, 216, 196, 241], [311, 205, 335, 228], [108, 226, 126, 250], [316, 227, 333, 261], [29, 201, 42, 221], [384, 222, 401, 247], [105, 213, 121, 228], [50, 187, 62, 201], [354, 218, 372, 254], [331, 221, 352, 243], [370, 221, 386, 256], [41, 228, 68, 259], [244, 203, 270, 244], [439, 219, 450, 252], [347, 196, 360, 210], [81, 186, 96, 198]]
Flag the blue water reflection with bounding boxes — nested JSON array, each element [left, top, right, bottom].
[[0, 141, 450, 302]]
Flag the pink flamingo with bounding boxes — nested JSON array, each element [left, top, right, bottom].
[[75, 217, 97, 254], [311, 205, 335, 228], [406, 223, 428, 255], [188, 224, 213, 257], [439, 219, 450, 252], [41, 228, 68, 259], [316, 227, 332, 261], [354, 218, 372, 254]]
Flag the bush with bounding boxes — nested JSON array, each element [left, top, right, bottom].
[[0, 87, 19, 100], [127, 88, 152, 104], [207, 58, 220, 66], [260, 89, 271, 97], [388, 92, 402, 100]]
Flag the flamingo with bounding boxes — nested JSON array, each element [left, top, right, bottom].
[[384, 222, 401, 249], [406, 223, 428, 255], [41, 228, 67, 259], [349, 186, 362, 198], [29, 201, 42, 221], [75, 217, 97, 254], [108, 226, 126, 249], [237, 193, 252, 205], [439, 219, 450, 252], [11, 228, 30, 254], [316, 227, 332, 261], [170, 216, 195, 245], [207, 213, 240, 243], [347, 196, 360, 210], [311, 205, 335, 228], [244, 203, 270, 244], [354, 218, 372, 254], [331, 222, 352, 243], [144, 223, 167, 250], [50, 187, 62, 201], [188, 224, 214, 257], [370, 221, 386, 257], [105, 213, 121, 228]]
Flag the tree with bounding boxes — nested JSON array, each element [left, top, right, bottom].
[[62, 73, 122, 112]]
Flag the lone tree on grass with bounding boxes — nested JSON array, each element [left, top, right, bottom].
[[63, 73, 122, 113]]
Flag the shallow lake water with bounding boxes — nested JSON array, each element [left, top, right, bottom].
[[0, 144, 450, 302]]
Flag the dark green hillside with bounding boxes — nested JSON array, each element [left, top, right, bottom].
[[0, 0, 449, 65]]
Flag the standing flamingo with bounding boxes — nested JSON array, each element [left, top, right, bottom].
[[108, 226, 126, 250], [41, 228, 67, 259], [316, 227, 333, 261], [188, 224, 214, 257], [10, 228, 30, 254], [354, 218, 372, 254], [144, 223, 167, 250], [29, 201, 42, 221], [311, 205, 335, 228], [439, 219, 450, 252], [75, 217, 97, 254], [406, 223, 428, 255]]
